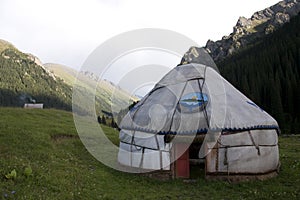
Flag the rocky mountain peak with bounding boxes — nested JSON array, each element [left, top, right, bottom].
[[26, 53, 43, 67], [204, 0, 300, 62], [180, 46, 219, 72], [236, 16, 252, 28]]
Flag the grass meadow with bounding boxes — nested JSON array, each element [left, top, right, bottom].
[[0, 108, 299, 199]]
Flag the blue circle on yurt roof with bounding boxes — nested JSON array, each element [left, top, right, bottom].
[[178, 92, 208, 113]]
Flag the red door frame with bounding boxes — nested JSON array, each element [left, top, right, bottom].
[[175, 143, 190, 178]]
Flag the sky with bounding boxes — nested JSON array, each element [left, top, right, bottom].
[[0, 0, 280, 71]]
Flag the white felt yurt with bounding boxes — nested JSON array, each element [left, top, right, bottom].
[[118, 55, 280, 180]]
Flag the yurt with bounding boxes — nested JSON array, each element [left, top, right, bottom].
[[118, 57, 280, 181]]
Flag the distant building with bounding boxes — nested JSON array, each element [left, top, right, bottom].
[[24, 103, 44, 109]]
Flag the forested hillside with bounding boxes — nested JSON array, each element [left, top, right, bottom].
[[219, 13, 300, 133], [0, 46, 72, 110], [0, 39, 137, 115]]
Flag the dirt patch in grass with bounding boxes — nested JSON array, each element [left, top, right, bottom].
[[51, 134, 79, 142]]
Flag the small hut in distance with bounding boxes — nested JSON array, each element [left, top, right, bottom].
[[23, 98, 43, 109], [24, 103, 44, 109]]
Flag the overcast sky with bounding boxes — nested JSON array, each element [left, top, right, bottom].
[[0, 0, 280, 70]]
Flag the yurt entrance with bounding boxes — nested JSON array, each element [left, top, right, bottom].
[[189, 141, 205, 178], [173, 136, 205, 179]]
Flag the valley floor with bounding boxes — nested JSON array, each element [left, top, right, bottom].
[[0, 108, 299, 199]]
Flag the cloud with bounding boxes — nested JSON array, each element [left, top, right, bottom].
[[0, 0, 280, 69]]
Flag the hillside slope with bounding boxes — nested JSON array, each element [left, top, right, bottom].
[[44, 63, 78, 86], [44, 63, 138, 115], [0, 39, 136, 114], [0, 39, 16, 53], [0, 42, 72, 110]]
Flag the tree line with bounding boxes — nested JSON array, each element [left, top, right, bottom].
[[219, 13, 300, 134]]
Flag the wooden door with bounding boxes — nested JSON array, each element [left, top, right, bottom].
[[175, 143, 190, 178]]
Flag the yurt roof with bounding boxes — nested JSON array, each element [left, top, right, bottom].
[[120, 63, 279, 135]]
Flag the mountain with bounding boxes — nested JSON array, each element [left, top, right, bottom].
[[218, 13, 300, 133], [203, 0, 300, 62], [181, 2, 300, 134], [0, 39, 16, 53], [0, 40, 137, 114], [44, 63, 138, 115], [43, 63, 78, 85], [0, 40, 72, 110]]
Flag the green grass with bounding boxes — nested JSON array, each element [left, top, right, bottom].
[[0, 108, 299, 199]]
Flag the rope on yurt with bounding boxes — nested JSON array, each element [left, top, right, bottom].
[[139, 147, 145, 168], [163, 81, 188, 171], [202, 66, 209, 128], [128, 90, 152, 168], [197, 77, 209, 128], [154, 134, 163, 170], [216, 134, 231, 180], [215, 141, 219, 172], [248, 130, 261, 156], [224, 146, 231, 180], [130, 130, 136, 167], [168, 81, 188, 133]]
